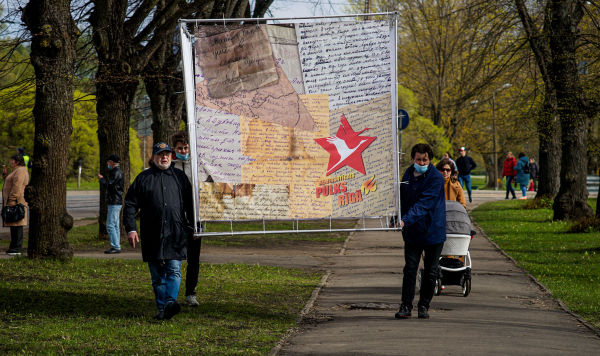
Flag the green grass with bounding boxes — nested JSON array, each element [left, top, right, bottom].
[[66, 179, 100, 190], [201, 219, 357, 247], [471, 200, 600, 328], [0, 258, 321, 354]]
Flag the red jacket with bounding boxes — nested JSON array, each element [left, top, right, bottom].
[[502, 157, 517, 177]]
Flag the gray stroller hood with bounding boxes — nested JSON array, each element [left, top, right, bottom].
[[446, 200, 471, 235]]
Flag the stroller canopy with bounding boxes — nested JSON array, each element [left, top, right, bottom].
[[446, 200, 471, 235]]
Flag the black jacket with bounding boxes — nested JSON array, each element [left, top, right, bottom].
[[123, 164, 194, 262], [100, 166, 124, 205], [456, 155, 477, 176]]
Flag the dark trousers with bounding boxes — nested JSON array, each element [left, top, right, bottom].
[[9, 226, 23, 251], [185, 236, 201, 296], [402, 242, 444, 309], [505, 175, 516, 198]]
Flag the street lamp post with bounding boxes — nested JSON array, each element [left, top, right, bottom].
[[491, 91, 498, 190], [491, 83, 512, 191]]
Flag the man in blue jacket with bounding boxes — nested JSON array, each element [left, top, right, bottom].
[[396, 143, 446, 319]]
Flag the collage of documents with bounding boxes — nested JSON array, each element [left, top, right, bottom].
[[189, 18, 397, 221]]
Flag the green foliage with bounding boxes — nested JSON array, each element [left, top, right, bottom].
[[523, 197, 554, 210], [472, 200, 600, 328], [398, 85, 451, 167], [0, 84, 35, 164], [129, 127, 143, 179], [0, 258, 320, 354]]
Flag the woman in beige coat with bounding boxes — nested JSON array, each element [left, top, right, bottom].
[[2, 154, 29, 255]]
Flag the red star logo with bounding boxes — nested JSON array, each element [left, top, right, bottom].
[[315, 114, 377, 176]]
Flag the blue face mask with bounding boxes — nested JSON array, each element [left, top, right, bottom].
[[413, 163, 429, 174], [107, 164, 112, 170], [176, 153, 190, 161]]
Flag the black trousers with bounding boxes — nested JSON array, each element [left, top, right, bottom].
[[185, 235, 201, 296], [401, 241, 444, 309], [9, 226, 23, 251]]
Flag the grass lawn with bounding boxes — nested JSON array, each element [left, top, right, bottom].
[[0, 219, 356, 251], [0, 257, 321, 354], [471, 199, 600, 328]]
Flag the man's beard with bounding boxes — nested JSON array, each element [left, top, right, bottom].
[[155, 160, 170, 170]]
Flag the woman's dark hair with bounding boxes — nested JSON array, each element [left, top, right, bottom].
[[10, 154, 25, 166], [436, 158, 457, 182], [410, 143, 433, 160], [518, 152, 525, 158], [172, 131, 189, 147]]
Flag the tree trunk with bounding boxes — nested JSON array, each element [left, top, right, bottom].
[[22, 0, 79, 259], [144, 41, 185, 144], [549, 2, 593, 220], [535, 100, 561, 199], [95, 67, 136, 238]]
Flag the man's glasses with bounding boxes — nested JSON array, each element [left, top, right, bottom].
[[439, 168, 452, 172]]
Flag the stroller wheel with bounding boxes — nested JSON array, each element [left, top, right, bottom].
[[462, 278, 471, 297], [434, 278, 442, 296]]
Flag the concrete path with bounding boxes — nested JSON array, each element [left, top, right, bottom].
[[276, 191, 600, 355]]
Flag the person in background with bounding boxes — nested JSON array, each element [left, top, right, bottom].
[[436, 158, 466, 207], [98, 154, 124, 254], [2, 154, 29, 255], [443, 152, 458, 179], [171, 131, 200, 307], [514, 152, 530, 200], [456, 146, 477, 203], [502, 152, 517, 200], [17, 148, 31, 170], [528, 157, 539, 192], [124, 142, 194, 320], [395, 143, 446, 320]]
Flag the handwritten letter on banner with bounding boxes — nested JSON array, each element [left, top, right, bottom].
[[193, 19, 396, 221]]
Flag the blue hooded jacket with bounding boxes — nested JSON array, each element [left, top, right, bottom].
[[400, 163, 446, 246], [514, 156, 530, 187]]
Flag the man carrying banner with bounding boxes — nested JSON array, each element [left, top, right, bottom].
[[395, 143, 446, 319], [124, 142, 194, 320]]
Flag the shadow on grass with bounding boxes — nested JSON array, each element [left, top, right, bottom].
[[0, 287, 294, 322]]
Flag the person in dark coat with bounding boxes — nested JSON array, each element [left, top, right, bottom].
[[395, 143, 446, 320], [124, 142, 194, 320], [528, 157, 539, 192], [98, 154, 124, 254], [456, 146, 477, 203]]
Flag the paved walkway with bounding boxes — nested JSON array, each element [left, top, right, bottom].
[[276, 190, 600, 355]]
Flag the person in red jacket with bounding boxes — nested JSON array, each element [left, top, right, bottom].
[[502, 151, 517, 199]]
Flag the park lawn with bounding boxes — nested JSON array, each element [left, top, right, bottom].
[[0, 257, 321, 355], [0, 219, 354, 251], [62, 219, 356, 251], [471, 200, 600, 329]]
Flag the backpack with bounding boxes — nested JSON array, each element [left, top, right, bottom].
[[522, 161, 530, 174]]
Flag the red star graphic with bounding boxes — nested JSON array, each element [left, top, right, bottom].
[[314, 114, 377, 176]]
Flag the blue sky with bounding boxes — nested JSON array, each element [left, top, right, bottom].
[[265, 0, 349, 19]]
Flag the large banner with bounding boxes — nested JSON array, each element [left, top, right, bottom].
[[185, 17, 397, 221]]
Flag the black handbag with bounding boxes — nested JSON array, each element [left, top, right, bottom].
[[2, 203, 25, 223]]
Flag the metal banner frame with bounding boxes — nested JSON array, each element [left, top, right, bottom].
[[179, 13, 401, 237]]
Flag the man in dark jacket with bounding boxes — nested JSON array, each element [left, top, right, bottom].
[[396, 143, 446, 320], [124, 142, 194, 320], [98, 154, 124, 254], [456, 146, 477, 203]]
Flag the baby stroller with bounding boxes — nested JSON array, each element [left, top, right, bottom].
[[417, 200, 475, 297]]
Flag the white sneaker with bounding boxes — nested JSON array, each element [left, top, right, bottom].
[[185, 295, 199, 306]]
